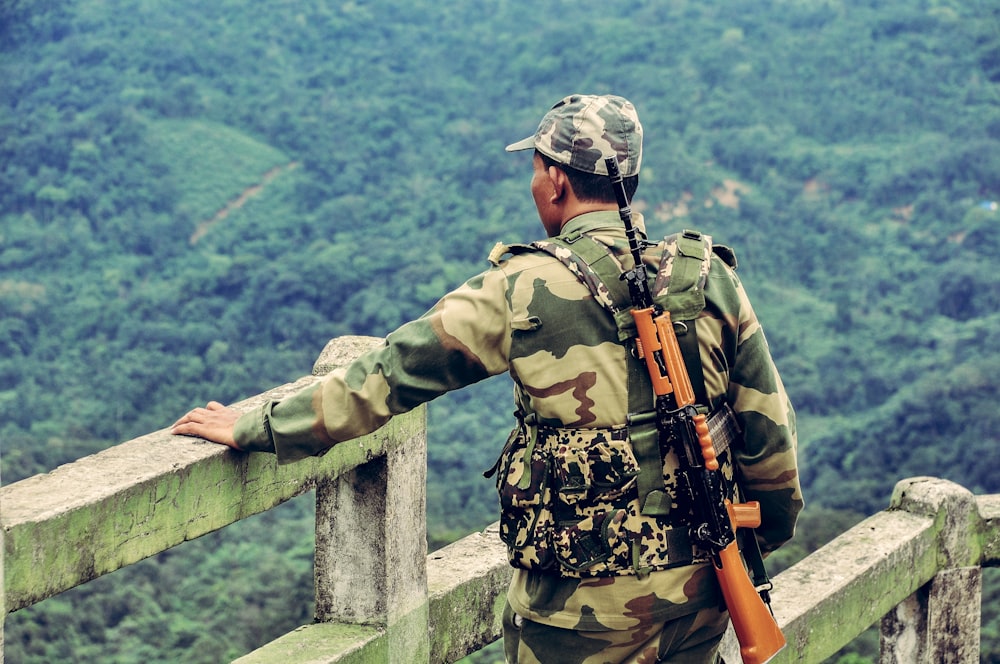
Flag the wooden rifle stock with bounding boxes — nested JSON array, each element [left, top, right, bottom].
[[717, 502, 786, 664]]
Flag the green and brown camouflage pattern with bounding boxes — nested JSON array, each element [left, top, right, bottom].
[[491, 228, 742, 581], [502, 599, 729, 663], [233, 208, 802, 632], [495, 420, 711, 577], [505, 94, 643, 177]]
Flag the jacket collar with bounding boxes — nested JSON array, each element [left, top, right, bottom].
[[558, 209, 647, 238]]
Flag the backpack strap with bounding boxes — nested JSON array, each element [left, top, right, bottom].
[[531, 232, 628, 322], [656, 229, 712, 293], [494, 229, 714, 330], [532, 231, 651, 416], [532, 229, 716, 521], [660, 229, 714, 408], [533, 228, 713, 329], [530, 228, 717, 412]]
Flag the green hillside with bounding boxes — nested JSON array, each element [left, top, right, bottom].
[[2, 0, 999, 661], [146, 118, 293, 233]]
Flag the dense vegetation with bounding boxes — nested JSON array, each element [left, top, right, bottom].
[[2, 0, 999, 661]]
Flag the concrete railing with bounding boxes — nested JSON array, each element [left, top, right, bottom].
[[2, 335, 998, 663]]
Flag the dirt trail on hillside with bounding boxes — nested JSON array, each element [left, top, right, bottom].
[[189, 161, 299, 245]]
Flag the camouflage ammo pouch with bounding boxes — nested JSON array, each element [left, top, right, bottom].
[[493, 418, 715, 577]]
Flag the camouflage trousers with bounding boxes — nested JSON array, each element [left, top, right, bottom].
[[501, 601, 729, 663]]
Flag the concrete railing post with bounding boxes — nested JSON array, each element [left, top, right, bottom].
[[311, 337, 430, 662], [880, 477, 983, 663]]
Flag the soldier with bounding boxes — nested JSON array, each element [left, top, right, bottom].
[[172, 94, 803, 663]]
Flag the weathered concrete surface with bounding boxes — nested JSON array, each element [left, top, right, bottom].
[[311, 334, 431, 660], [236, 524, 511, 664], [879, 478, 984, 663], [314, 420, 429, 660], [769, 507, 938, 663], [765, 477, 986, 664], [979, 493, 1000, 566], [232, 622, 387, 664], [311, 335, 384, 376], [1, 335, 422, 613], [427, 524, 510, 663], [888, 477, 982, 568], [2, 391, 422, 612], [880, 566, 981, 664]]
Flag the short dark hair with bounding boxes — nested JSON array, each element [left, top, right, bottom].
[[537, 151, 639, 204]]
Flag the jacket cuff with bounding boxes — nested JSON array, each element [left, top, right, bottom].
[[233, 405, 277, 454]]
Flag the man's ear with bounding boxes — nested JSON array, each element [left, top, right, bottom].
[[547, 165, 568, 203]]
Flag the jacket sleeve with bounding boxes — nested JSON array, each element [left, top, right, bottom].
[[234, 268, 514, 463], [705, 258, 803, 553]]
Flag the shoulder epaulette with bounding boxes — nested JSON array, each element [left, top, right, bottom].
[[713, 243, 737, 269], [487, 241, 537, 266], [652, 229, 713, 296]]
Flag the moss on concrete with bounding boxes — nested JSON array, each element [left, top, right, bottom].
[[232, 623, 387, 664]]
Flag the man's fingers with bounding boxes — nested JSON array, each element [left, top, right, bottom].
[[171, 410, 207, 434], [171, 421, 196, 435], [170, 402, 240, 449], [171, 412, 192, 429], [171, 406, 206, 429], [173, 402, 227, 425]]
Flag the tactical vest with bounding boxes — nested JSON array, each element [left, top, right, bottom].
[[489, 229, 738, 578]]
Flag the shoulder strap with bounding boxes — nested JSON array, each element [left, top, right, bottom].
[[534, 228, 715, 404], [534, 228, 713, 323], [531, 229, 719, 523], [531, 232, 630, 317], [666, 230, 713, 407], [655, 229, 712, 294]]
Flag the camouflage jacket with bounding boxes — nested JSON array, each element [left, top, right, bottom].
[[234, 209, 803, 631]]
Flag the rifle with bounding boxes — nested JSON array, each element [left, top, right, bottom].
[[605, 157, 785, 664]]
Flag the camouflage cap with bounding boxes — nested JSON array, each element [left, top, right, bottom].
[[505, 94, 643, 177]]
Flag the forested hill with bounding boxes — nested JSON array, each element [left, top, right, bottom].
[[3, 1, 1000, 662]]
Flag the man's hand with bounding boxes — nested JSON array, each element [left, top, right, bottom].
[[171, 401, 241, 449]]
